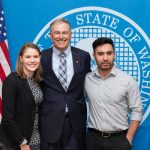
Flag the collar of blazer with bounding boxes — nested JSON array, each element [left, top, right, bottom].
[[16, 74, 35, 101]]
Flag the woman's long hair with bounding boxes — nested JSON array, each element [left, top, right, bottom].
[[16, 42, 43, 82]]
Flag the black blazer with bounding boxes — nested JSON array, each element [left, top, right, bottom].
[[0, 72, 38, 148], [40, 46, 91, 143]]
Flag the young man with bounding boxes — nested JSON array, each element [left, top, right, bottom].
[[84, 37, 143, 150], [40, 18, 91, 150]]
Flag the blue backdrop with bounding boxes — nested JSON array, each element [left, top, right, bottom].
[[2, 1, 150, 150]]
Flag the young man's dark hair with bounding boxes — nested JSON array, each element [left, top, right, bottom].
[[92, 37, 114, 52]]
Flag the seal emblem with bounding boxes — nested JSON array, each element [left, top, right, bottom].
[[34, 7, 150, 123]]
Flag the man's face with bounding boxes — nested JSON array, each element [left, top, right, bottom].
[[93, 43, 115, 72], [50, 22, 72, 51]]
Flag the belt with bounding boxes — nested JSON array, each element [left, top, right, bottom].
[[88, 128, 128, 138]]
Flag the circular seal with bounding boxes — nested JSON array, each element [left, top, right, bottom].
[[34, 7, 150, 124]]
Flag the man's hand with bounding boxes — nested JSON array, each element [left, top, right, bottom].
[[20, 144, 30, 150], [126, 120, 141, 144]]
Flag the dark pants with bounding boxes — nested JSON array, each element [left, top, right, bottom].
[[86, 130, 131, 150], [41, 115, 78, 150]]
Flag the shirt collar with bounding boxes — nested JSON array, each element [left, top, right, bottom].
[[53, 45, 71, 56], [93, 65, 117, 78], [111, 65, 117, 76]]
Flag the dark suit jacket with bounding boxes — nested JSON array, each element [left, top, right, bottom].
[[0, 72, 37, 148], [40, 46, 91, 143]]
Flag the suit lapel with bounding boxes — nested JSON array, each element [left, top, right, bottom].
[[44, 48, 65, 92], [44, 47, 81, 92], [72, 48, 81, 76], [67, 47, 80, 91]]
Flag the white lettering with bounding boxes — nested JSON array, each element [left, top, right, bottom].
[[123, 27, 133, 38], [142, 80, 150, 89], [76, 14, 84, 25], [44, 31, 50, 39], [38, 44, 44, 50], [101, 14, 110, 25], [138, 46, 150, 59], [76, 12, 120, 30], [92, 13, 101, 24], [141, 61, 150, 70], [142, 70, 150, 78], [129, 33, 141, 43], [109, 17, 119, 29], [84, 13, 92, 24]]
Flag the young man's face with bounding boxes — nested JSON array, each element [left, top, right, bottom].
[[50, 22, 72, 51], [93, 43, 115, 72]]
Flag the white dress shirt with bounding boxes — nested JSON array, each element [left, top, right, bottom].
[[84, 65, 143, 132], [52, 45, 74, 88]]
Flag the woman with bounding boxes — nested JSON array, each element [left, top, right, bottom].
[[0, 42, 43, 150]]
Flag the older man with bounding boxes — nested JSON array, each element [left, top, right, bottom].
[[40, 18, 91, 150]]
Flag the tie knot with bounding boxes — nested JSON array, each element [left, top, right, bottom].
[[59, 52, 66, 58]]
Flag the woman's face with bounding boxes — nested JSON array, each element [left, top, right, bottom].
[[20, 47, 41, 77]]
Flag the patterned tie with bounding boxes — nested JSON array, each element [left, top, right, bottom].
[[58, 52, 67, 91]]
